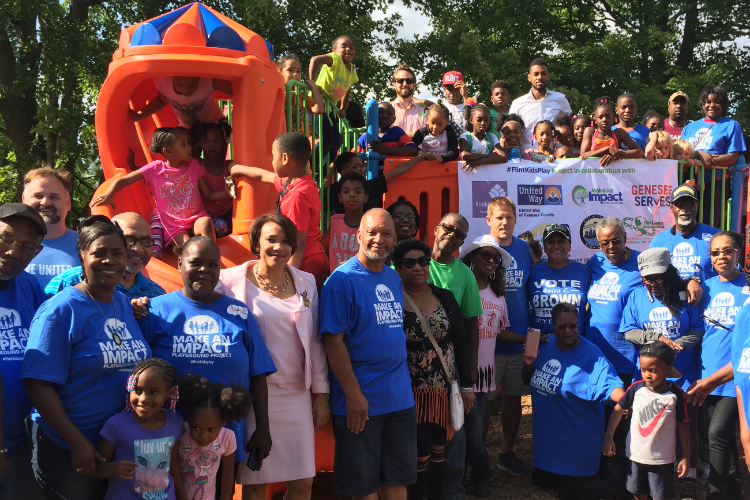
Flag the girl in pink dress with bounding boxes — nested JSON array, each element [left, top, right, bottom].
[[192, 122, 236, 238]]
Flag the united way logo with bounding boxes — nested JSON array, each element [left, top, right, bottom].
[[711, 292, 735, 308], [541, 359, 562, 376], [375, 285, 395, 302], [184, 315, 219, 335], [517, 185, 563, 205], [649, 307, 673, 322], [545, 186, 562, 204], [600, 272, 620, 286], [471, 181, 508, 218], [673, 242, 694, 258]]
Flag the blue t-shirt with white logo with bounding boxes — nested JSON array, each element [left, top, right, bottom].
[[612, 124, 651, 150], [701, 274, 750, 397], [22, 286, 151, 449], [585, 250, 642, 374], [498, 236, 533, 354], [682, 118, 746, 181], [0, 272, 46, 453], [137, 291, 276, 461], [320, 257, 413, 416], [25, 228, 79, 288], [529, 336, 622, 476], [528, 260, 591, 336], [620, 286, 704, 391], [650, 223, 720, 282], [731, 304, 750, 430]]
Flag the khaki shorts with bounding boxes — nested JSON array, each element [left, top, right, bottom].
[[494, 353, 530, 397]]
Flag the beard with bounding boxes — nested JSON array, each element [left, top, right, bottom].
[[676, 211, 693, 226], [363, 246, 388, 262], [35, 205, 61, 224]]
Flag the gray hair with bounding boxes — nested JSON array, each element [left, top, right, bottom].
[[596, 217, 624, 234], [440, 212, 469, 229]]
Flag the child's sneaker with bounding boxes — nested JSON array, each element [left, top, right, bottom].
[[680, 477, 697, 500]]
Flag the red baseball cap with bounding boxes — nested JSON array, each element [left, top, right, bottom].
[[442, 71, 463, 86]]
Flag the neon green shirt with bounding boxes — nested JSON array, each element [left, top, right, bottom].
[[315, 52, 359, 105], [429, 258, 483, 319]]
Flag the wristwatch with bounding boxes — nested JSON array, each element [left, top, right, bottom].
[[688, 276, 701, 284]]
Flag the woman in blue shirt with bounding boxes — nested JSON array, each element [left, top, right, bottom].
[[22, 216, 152, 499], [685, 231, 746, 498], [732, 303, 750, 476], [523, 302, 625, 500]]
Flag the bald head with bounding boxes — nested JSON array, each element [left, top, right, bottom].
[[358, 209, 396, 267], [112, 212, 153, 274]]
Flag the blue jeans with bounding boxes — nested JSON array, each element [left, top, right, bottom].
[[465, 392, 490, 483], [0, 431, 43, 500], [442, 425, 467, 500], [31, 423, 108, 500]]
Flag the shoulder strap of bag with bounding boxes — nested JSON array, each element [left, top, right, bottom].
[[694, 121, 717, 150], [403, 290, 454, 383]]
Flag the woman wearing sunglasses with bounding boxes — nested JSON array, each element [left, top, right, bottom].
[[522, 302, 625, 500], [392, 238, 472, 500], [619, 248, 704, 497], [459, 235, 516, 496], [528, 224, 591, 336], [685, 231, 746, 499]]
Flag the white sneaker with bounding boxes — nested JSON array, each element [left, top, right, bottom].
[[701, 463, 710, 480]]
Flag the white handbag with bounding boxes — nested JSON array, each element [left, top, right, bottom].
[[404, 291, 465, 431]]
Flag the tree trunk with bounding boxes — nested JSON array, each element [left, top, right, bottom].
[[677, 0, 698, 71]]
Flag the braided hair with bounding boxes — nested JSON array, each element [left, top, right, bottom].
[[124, 359, 179, 412]]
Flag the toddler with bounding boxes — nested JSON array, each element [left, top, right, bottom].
[[97, 359, 184, 500], [130, 77, 231, 128], [192, 122, 236, 238], [176, 374, 251, 500], [459, 103, 505, 171], [411, 104, 459, 163], [580, 97, 643, 166], [645, 130, 674, 160], [604, 341, 689, 500]]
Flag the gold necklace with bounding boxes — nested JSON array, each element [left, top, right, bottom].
[[254, 265, 289, 295], [82, 282, 121, 346]]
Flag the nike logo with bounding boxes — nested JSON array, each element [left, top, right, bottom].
[[637, 404, 667, 437]]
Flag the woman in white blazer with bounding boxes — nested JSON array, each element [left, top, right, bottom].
[[217, 212, 329, 499]]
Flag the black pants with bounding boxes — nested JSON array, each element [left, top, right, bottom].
[[603, 373, 633, 475], [700, 395, 742, 499], [531, 465, 627, 500]]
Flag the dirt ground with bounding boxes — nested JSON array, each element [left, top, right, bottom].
[[307, 396, 750, 500]]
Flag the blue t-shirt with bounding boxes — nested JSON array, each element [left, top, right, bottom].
[[702, 275, 750, 396], [528, 261, 591, 336], [682, 118, 747, 181], [620, 286, 704, 391], [25, 228, 79, 288], [650, 223, 720, 282], [529, 336, 622, 476], [137, 291, 276, 462], [0, 272, 46, 453], [100, 411, 185, 500], [45, 266, 166, 300], [585, 250, 642, 374], [612, 124, 650, 150], [23, 287, 151, 448], [497, 237, 533, 354], [731, 305, 750, 428], [320, 257, 413, 416]]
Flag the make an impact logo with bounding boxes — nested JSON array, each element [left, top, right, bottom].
[[579, 215, 604, 249], [373, 285, 402, 326], [517, 185, 563, 206], [571, 185, 623, 206], [471, 181, 508, 218]]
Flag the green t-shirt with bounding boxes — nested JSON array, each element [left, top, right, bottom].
[[315, 52, 359, 105], [429, 258, 483, 319]]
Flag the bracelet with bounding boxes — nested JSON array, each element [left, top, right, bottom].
[[0, 448, 7, 454], [460, 387, 474, 393]]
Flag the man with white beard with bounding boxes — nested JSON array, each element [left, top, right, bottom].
[[21, 168, 78, 287], [649, 183, 716, 304]]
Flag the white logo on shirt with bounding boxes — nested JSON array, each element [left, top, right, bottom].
[[99, 319, 147, 370], [737, 348, 750, 374], [0, 306, 26, 355], [373, 285, 402, 326], [648, 307, 673, 322], [600, 272, 620, 286], [530, 358, 563, 395], [184, 315, 219, 335], [173, 315, 231, 359], [226, 304, 248, 319], [711, 292, 735, 308], [507, 256, 518, 270], [375, 285, 395, 302], [701, 233, 712, 242], [541, 359, 562, 376], [673, 242, 694, 257]]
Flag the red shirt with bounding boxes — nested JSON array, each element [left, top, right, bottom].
[[664, 119, 684, 142], [274, 174, 325, 259]]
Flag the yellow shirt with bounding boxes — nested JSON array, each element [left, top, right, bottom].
[[315, 52, 359, 105]]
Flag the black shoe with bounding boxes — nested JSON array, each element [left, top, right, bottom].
[[680, 478, 697, 500], [497, 452, 528, 476], [472, 480, 490, 498]]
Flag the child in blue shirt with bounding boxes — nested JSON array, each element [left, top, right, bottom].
[[612, 93, 650, 151], [357, 102, 418, 169]]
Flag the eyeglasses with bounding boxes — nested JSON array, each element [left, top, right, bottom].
[[0, 233, 39, 257], [642, 276, 664, 284], [394, 78, 415, 85], [341, 164, 365, 174], [402, 256, 431, 269], [125, 236, 154, 248], [439, 223, 467, 240], [555, 322, 579, 331], [478, 249, 503, 265], [710, 248, 737, 257], [393, 212, 417, 221], [599, 238, 623, 248]]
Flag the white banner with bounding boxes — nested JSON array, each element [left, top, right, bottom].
[[458, 158, 679, 263]]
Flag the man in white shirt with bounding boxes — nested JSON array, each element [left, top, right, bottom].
[[508, 58, 572, 150]]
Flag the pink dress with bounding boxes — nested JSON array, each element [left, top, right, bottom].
[[140, 159, 208, 244], [236, 279, 316, 484], [179, 424, 236, 500], [200, 160, 232, 216], [154, 77, 226, 128]]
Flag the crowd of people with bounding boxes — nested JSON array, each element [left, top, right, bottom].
[[1, 34, 750, 500]]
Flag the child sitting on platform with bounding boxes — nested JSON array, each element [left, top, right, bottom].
[[323, 172, 368, 272]]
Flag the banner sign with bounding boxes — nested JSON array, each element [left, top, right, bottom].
[[458, 158, 679, 263]]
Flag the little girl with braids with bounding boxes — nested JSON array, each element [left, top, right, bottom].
[[97, 359, 185, 500], [580, 97, 643, 166], [458, 102, 506, 171], [176, 374, 251, 500]]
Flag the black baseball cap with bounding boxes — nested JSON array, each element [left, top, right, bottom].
[[542, 223, 571, 241], [640, 340, 682, 377], [0, 203, 47, 236]]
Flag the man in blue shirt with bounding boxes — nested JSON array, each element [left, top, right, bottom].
[[486, 196, 532, 476], [321, 209, 416, 499], [44, 212, 165, 300], [0, 203, 47, 500], [650, 183, 715, 305], [21, 167, 79, 287]]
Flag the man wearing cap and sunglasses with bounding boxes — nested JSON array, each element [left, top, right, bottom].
[[665, 92, 690, 142], [650, 183, 718, 305], [391, 65, 433, 137], [0, 203, 47, 500]]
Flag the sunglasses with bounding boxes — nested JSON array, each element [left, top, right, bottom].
[[555, 322, 579, 331], [439, 223, 467, 240], [478, 249, 503, 265], [402, 256, 431, 269], [394, 78, 415, 85], [599, 238, 623, 248], [710, 248, 737, 257], [393, 213, 417, 221], [642, 276, 664, 285]]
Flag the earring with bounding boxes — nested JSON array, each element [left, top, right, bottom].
[[124, 374, 137, 412], [166, 387, 180, 413], [470, 262, 474, 271], [490, 271, 496, 280]]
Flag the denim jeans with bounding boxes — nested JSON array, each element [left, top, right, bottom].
[[700, 395, 741, 500], [31, 423, 108, 500], [442, 425, 466, 500], [0, 433, 44, 500], [465, 392, 490, 483]]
